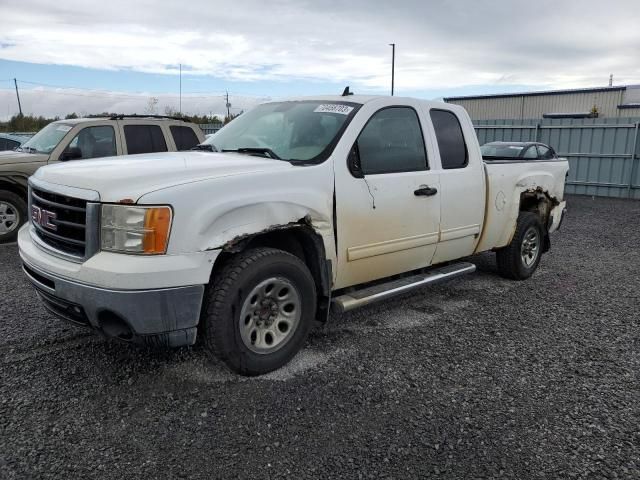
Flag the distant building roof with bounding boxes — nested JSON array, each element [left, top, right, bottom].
[[444, 85, 630, 102]]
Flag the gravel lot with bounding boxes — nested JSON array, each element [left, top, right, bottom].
[[1, 194, 639, 479]]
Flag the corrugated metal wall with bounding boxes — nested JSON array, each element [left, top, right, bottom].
[[449, 89, 635, 120], [475, 117, 640, 199]]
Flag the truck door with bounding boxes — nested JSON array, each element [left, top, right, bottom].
[[427, 108, 485, 263], [334, 105, 441, 289]]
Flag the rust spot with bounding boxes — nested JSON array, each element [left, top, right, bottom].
[[220, 216, 313, 253]]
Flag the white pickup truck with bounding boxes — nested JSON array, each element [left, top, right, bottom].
[[18, 95, 568, 375]]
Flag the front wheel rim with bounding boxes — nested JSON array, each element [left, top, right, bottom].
[[520, 226, 540, 267], [239, 277, 301, 354], [0, 201, 20, 236]]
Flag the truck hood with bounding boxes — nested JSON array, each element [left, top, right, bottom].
[[32, 151, 294, 202], [0, 150, 48, 165]]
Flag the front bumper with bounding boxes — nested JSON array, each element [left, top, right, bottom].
[[22, 259, 204, 347]]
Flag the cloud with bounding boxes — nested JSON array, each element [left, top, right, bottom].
[[0, 87, 266, 121], [0, 0, 639, 96]]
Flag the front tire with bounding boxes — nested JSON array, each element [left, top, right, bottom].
[[0, 191, 27, 243], [201, 247, 316, 376], [496, 212, 544, 280]]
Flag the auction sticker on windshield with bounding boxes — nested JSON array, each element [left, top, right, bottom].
[[314, 104, 354, 115]]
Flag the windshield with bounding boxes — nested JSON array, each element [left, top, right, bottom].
[[201, 101, 359, 162], [19, 122, 73, 154], [480, 144, 524, 158]]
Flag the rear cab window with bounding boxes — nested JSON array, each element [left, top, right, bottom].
[[430, 109, 468, 169], [123, 125, 168, 154], [170, 126, 200, 150]]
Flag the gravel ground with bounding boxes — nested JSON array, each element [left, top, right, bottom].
[[1, 194, 639, 479]]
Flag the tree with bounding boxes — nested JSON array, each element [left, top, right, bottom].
[[224, 111, 243, 125]]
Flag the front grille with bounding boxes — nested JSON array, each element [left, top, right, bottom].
[[31, 187, 88, 258]]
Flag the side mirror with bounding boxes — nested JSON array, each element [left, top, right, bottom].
[[348, 143, 364, 178], [60, 147, 82, 161]]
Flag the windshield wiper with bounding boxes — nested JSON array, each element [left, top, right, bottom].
[[222, 147, 282, 160], [191, 144, 218, 152]]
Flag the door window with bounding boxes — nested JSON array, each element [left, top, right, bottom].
[[66, 125, 117, 159], [124, 125, 168, 154], [356, 107, 427, 175], [537, 145, 554, 159], [170, 126, 200, 150], [430, 109, 468, 169], [523, 146, 538, 159]]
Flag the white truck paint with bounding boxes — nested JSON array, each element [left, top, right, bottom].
[[18, 95, 569, 375]]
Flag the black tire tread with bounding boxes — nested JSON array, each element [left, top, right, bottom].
[[496, 211, 543, 280], [201, 247, 314, 375]]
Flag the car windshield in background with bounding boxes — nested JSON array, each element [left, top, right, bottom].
[[481, 144, 524, 159], [202, 101, 359, 163], [19, 122, 73, 154]]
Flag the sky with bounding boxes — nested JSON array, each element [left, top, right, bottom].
[[0, 0, 639, 120]]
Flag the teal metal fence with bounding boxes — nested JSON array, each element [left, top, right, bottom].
[[474, 117, 640, 199]]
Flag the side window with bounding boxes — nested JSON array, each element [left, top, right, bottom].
[[124, 125, 168, 154], [65, 126, 117, 160], [0, 139, 6, 150], [523, 146, 538, 159], [537, 145, 553, 159], [170, 126, 200, 151], [430, 109, 468, 169], [6, 139, 19, 150], [356, 107, 427, 175]]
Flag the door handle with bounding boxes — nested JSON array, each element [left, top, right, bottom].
[[414, 186, 438, 197]]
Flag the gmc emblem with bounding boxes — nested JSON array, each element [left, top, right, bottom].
[[31, 206, 57, 231]]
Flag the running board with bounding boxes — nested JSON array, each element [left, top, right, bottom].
[[331, 262, 476, 313]]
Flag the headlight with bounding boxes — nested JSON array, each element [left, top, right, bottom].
[[101, 205, 172, 255]]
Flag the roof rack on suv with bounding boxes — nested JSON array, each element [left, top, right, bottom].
[[108, 114, 186, 121]]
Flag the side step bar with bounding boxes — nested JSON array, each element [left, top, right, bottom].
[[331, 262, 476, 313]]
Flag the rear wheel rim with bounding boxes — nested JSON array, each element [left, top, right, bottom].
[[0, 201, 19, 236], [239, 277, 301, 355], [520, 226, 540, 267]]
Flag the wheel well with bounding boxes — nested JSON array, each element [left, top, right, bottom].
[[0, 179, 28, 201], [519, 190, 555, 228], [211, 226, 332, 319], [519, 190, 556, 252]]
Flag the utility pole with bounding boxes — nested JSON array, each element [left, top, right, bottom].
[[13, 78, 22, 116], [389, 43, 395, 96], [179, 63, 182, 115], [225, 91, 231, 120], [609, 74, 613, 87]]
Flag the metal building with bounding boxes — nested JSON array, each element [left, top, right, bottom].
[[445, 85, 640, 121]]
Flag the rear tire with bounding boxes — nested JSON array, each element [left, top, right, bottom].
[[0, 191, 27, 243], [496, 212, 544, 280], [201, 247, 316, 376]]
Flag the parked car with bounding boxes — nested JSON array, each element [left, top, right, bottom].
[[481, 141, 559, 161], [18, 96, 569, 375], [0, 116, 205, 242], [0, 132, 34, 151]]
